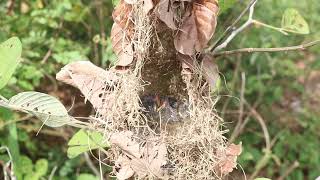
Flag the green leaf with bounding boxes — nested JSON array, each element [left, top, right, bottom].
[[0, 108, 20, 173], [281, 8, 309, 34], [0, 37, 22, 89], [67, 129, 109, 158], [1, 91, 70, 127], [24, 172, 40, 180], [34, 159, 48, 176], [77, 173, 99, 180], [17, 156, 33, 175], [254, 178, 272, 180]]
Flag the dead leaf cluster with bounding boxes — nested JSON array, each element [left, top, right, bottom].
[[110, 131, 168, 179], [111, 0, 219, 81], [217, 143, 242, 175]]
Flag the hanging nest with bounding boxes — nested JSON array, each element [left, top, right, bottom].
[[56, 0, 242, 179]]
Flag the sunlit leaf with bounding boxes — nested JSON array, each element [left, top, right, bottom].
[[34, 159, 48, 176], [0, 37, 22, 89], [281, 8, 309, 34], [1, 91, 70, 127], [67, 129, 109, 158]]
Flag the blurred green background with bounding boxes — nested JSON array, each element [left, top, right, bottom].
[[0, 0, 319, 179]]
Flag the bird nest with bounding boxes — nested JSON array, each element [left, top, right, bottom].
[[56, 0, 242, 179]]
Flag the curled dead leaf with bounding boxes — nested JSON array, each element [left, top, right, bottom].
[[113, 0, 133, 29], [155, 0, 177, 30], [56, 61, 119, 115], [110, 131, 141, 158], [226, 143, 242, 156], [116, 156, 135, 180], [110, 131, 168, 179], [217, 143, 242, 175], [174, 0, 219, 55], [111, 22, 134, 69], [177, 53, 194, 82], [201, 54, 219, 88], [174, 13, 198, 55]]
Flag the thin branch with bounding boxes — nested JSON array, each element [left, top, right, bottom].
[[0, 146, 15, 180], [277, 161, 299, 180], [41, 19, 64, 64], [245, 100, 270, 150], [84, 152, 100, 177], [210, 0, 258, 51], [229, 72, 246, 143], [48, 166, 58, 180], [213, 40, 320, 57]]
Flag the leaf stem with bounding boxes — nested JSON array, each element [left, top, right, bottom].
[[252, 20, 288, 35]]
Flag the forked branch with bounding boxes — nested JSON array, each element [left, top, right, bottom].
[[212, 0, 258, 52], [210, 0, 258, 51]]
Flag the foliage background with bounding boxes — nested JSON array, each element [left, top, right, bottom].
[[0, 0, 319, 179]]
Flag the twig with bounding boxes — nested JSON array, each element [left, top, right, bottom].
[[245, 100, 270, 150], [98, 150, 103, 180], [244, 99, 272, 180], [212, 0, 258, 52], [17, 124, 70, 140], [213, 40, 320, 57], [0, 146, 15, 180], [40, 19, 64, 64], [0, 115, 33, 130], [48, 166, 58, 180], [40, 49, 52, 64], [277, 161, 299, 180], [229, 72, 246, 143], [249, 149, 272, 180], [84, 152, 100, 177], [210, 0, 258, 51]]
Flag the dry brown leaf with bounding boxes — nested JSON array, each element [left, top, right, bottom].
[[174, 13, 197, 55], [56, 61, 118, 115], [174, 0, 219, 55], [177, 53, 194, 78], [201, 54, 219, 88], [218, 143, 242, 175], [155, 0, 177, 30], [194, 0, 219, 49], [111, 131, 168, 179], [226, 143, 242, 156], [115, 156, 136, 180], [113, 0, 133, 29], [110, 131, 141, 158], [111, 22, 134, 68]]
